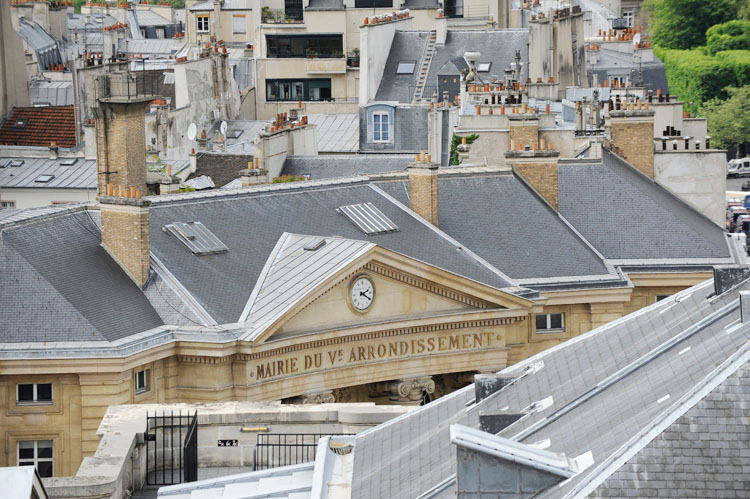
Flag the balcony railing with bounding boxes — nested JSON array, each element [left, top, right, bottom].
[[93, 72, 162, 102], [261, 7, 304, 23]]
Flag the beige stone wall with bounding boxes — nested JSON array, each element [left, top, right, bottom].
[[514, 162, 559, 209], [509, 122, 540, 150], [622, 285, 686, 316], [95, 102, 148, 197], [100, 204, 150, 287], [409, 167, 439, 226], [609, 116, 654, 178]]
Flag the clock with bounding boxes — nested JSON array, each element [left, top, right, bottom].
[[350, 275, 375, 312]]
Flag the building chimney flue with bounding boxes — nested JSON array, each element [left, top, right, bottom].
[[407, 155, 439, 226]]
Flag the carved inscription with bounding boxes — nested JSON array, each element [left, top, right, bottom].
[[252, 331, 500, 382]]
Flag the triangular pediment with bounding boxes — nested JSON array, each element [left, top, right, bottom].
[[239, 234, 533, 344]]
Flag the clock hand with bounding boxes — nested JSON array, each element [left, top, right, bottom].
[[360, 291, 371, 298]]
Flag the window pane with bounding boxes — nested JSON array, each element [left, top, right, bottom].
[[550, 314, 563, 329], [535, 315, 547, 330], [36, 384, 52, 401], [37, 441, 53, 458], [37, 461, 53, 478], [396, 61, 415, 74], [17, 384, 34, 401], [18, 441, 35, 460]]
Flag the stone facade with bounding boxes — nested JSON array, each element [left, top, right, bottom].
[[100, 198, 151, 287], [95, 101, 150, 197], [408, 161, 439, 226], [608, 110, 655, 179]]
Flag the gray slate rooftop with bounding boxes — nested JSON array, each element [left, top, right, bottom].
[[558, 151, 731, 262], [282, 155, 413, 180], [375, 30, 529, 103], [346, 276, 750, 498], [375, 172, 615, 282]]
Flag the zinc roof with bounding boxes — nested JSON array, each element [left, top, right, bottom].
[[0, 157, 95, 189]]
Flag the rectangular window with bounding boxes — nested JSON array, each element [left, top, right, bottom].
[[396, 61, 416, 74], [354, 0, 392, 7], [477, 62, 491, 72], [0, 200, 16, 208], [232, 14, 246, 34], [196, 14, 210, 33], [266, 79, 331, 101], [135, 369, 150, 394], [623, 10, 633, 27], [266, 35, 343, 59], [18, 440, 53, 478], [16, 383, 53, 405], [535, 313, 565, 332], [373, 112, 390, 142], [655, 294, 671, 303]]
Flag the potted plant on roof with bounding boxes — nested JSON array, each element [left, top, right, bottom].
[[306, 48, 317, 59]]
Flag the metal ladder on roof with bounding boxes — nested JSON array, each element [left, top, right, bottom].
[[412, 30, 437, 104]]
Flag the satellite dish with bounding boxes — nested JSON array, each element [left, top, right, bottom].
[[220, 121, 228, 136], [633, 33, 641, 47], [187, 123, 197, 141]]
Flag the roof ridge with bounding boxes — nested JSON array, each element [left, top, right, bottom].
[[0, 203, 94, 230]]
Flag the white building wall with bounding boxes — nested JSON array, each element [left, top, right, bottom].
[[0, 188, 96, 210]]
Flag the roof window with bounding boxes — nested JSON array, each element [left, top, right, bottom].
[[60, 158, 78, 166], [477, 62, 491, 72], [34, 174, 55, 183], [228, 129, 243, 139], [337, 203, 399, 235], [396, 61, 416, 74], [11, 118, 29, 130], [163, 221, 229, 255]]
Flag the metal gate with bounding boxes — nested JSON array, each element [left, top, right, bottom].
[[253, 433, 353, 471], [145, 410, 198, 486]]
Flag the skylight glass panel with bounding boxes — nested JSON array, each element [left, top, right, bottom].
[[228, 129, 243, 139], [477, 62, 491, 72], [10, 160, 24, 167], [163, 221, 229, 255], [337, 203, 399, 235], [396, 61, 416, 74], [35, 174, 55, 183], [60, 158, 78, 166]]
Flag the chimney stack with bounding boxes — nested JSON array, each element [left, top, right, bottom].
[[100, 194, 151, 288], [607, 108, 655, 178], [407, 151, 439, 226]]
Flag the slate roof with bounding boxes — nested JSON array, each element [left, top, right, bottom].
[[282, 155, 413, 180], [375, 30, 529, 103], [344, 275, 750, 498], [147, 180, 516, 324], [375, 172, 614, 282], [135, 9, 172, 26], [558, 151, 731, 262], [0, 106, 77, 148], [0, 208, 163, 342], [240, 233, 374, 339], [587, 48, 669, 94], [0, 157, 95, 189]]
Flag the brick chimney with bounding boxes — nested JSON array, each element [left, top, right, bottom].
[[608, 106, 655, 178], [92, 73, 154, 198], [100, 194, 151, 288], [505, 147, 560, 209], [408, 151, 439, 226]]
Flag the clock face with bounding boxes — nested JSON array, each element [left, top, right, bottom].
[[350, 276, 375, 311]]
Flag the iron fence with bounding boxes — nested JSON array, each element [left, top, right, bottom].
[[94, 72, 163, 101], [410, 85, 438, 102], [253, 433, 353, 471], [145, 410, 198, 486]]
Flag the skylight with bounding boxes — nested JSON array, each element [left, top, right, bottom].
[[11, 118, 28, 130], [9, 160, 24, 167], [35, 174, 55, 183], [228, 129, 243, 139], [60, 158, 78, 166], [477, 62, 491, 72], [163, 221, 229, 255], [396, 61, 416, 74], [337, 203, 399, 235]]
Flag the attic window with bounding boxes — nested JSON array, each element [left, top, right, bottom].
[[396, 61, 416, 74], [477, 62, 491, 72], [60, 158, 78, 166], [163, 72, 175, 85], [163, 221, 229, 255], [337, 202, 399, 235], [228, 129, 243, 139], [11, 118, 29, 130], [9, 160, 24, 167], [35, 174, 55, 183]]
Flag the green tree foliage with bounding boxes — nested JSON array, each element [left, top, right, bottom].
[[656, 47, 750, 111], [449, 134, 479, 166], [706, 20, 750, 55], [644, 0, 739, 49], [702, 85, 750, 151]]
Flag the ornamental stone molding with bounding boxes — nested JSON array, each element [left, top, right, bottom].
[[299, 390, 335, 404], [374, 376, 436, 403]]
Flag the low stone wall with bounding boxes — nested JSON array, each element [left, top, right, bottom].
[[43, 402, 410, 499]]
